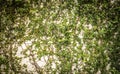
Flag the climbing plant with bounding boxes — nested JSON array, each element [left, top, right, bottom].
[[0, 0, 120, 74]]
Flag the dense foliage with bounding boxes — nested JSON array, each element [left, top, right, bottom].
[[0, 0, 120, 74]]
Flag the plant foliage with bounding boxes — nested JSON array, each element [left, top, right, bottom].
[[0, 0, 120, 74]]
